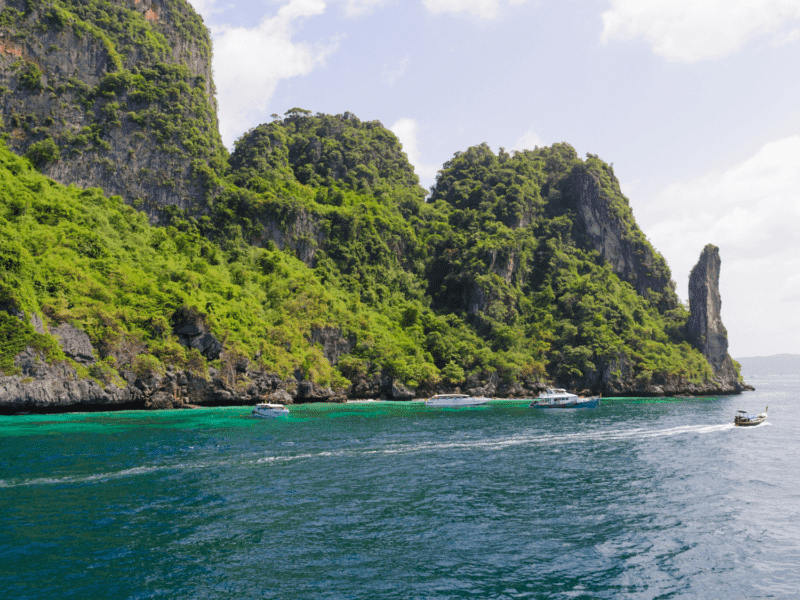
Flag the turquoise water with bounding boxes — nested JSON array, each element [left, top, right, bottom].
[[1, 380, 798, 599]]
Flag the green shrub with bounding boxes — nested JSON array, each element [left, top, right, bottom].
[[25, 138, 60, 168], [132, 354, 165, 379], [18, 62, 43, 91], [0, 312, 64, 376]]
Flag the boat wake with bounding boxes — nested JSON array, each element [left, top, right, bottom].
[[0, 464, 182, 489], [364, 422, 736, 453], [0, 422, 739, 488]]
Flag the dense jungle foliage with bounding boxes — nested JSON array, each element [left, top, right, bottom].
[[0, 0, 728, 394], [0, 105, 719, 394], [219, 115, 715, 391], [0, 141, 438, 388]]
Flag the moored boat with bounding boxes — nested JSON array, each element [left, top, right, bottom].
[[734, 407, 767, 427], [529, 388, 600, 409], [426, 393, 491, 407], [252, 403, 290, 418]]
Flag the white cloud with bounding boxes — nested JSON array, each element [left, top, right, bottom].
[[423, 0, 528, 19], [601, 0, 800, 62], [381, 55, 410, 86], [186, 0, 225, 17], [779, 27, 800, 44], [390, 118, 440, 189], [619, 179, 637, 199], [512, 128, 544, 152], [642, 135, 800, 355], [342, 0, 389, 16], [210, 0, 337, 147]]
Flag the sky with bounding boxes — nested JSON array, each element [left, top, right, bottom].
[[185, 0, 800, 358]]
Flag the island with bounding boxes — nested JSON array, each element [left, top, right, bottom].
[[0, 0, 748, 412]]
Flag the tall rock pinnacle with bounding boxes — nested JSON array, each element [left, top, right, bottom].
[[687, 244, 739, 387]]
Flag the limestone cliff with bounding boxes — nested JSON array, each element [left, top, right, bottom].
[[0, 311, 347, 413], [228, 111, 426, 267], [560, 164, 678, 312], [0, 78, 751, 409], [0, 0, 225, 216], [687, 244, 742, 391]]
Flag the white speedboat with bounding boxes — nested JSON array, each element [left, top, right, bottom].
[[425, 393, 491, 407], [529, 388, 600, 409], [252, 403, 290, 418]]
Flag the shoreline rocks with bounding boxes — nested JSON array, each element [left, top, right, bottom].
[[0, 350, 752, 414], [0, 281, 754, 414], [0, 329, 754, 414]]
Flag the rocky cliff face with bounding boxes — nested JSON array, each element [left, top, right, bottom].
[[687, 244, 742, 390], [0, 310, 352, 413], [560, 165, 678, 312], [0, 0, 225, 217]]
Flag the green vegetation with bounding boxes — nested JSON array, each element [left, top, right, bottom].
[[0, 102, 720, 392], [18, 62, 43, 91], [204, 112, 716, 392], [0, 0, 225, 205], [231, 112, 423, 193], [0, 142, 440, 387], [0, 0, 725, 394], [24, 137, 59, 168], [0, 311, 64, 375]]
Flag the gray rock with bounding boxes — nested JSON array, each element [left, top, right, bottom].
[[52, 323, 96, 365], [687, 245, 740, 388], [496, 382, 524, 398], [170, 307, 223, 360], [265, 389, 294, 405], [296, 379, 315, 398], [465, 282, 488, 316], [294, 380, 344, 403], [308, 327, 353, 366], [145, 391, 181, 410], [0, 343, 310, 411], [29, 312, 46, 334], [192, 333, 223, 361], [563, 169, 678, 312], [186, 376, 211, 404], [0, 347, 133, 409], [390, 381, 415, 400], [466, 386, 488, 398], [0, 0, 222, 220]]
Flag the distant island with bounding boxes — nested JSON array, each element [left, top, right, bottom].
[[0, 0, 748, 412], [736, 355, 800, 378]]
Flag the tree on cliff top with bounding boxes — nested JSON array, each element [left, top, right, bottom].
[[230, 112, 425, 195]]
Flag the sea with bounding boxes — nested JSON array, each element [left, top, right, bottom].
[[1, 377, 798, 600]]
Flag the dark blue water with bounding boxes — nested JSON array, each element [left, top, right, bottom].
[[1, 379, 798, 599]]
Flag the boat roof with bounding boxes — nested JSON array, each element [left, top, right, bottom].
[[430, 394, 470, 399]]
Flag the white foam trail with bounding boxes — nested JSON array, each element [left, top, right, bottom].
[[0, 422, 736, 488], [0, 464, 180, 488]]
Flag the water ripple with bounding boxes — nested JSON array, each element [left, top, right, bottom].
[[1, 387, 798, 600]]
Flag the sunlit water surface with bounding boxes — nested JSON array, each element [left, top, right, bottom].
[[1, 378, 798, 599]]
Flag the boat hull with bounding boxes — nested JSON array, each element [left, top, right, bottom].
[[252, 407, 289, 418], [734, 408, 767, 426], [426, 397, 491, 407], [734, 415, 766, 426], [530, 397, 600, 409]]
